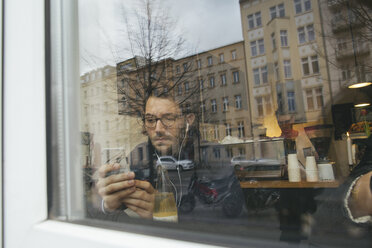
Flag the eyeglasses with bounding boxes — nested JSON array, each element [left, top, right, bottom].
[[144, 114, 182, 128]]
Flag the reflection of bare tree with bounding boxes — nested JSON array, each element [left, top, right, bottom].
[[115, 0, 199, 117], [319, 0, 372, 87]]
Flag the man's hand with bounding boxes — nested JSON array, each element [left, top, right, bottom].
[[123, 180, 155, 219], [349, 171, 372, 218], [96, 163, 136, 212]]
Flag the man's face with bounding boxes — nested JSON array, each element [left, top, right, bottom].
[[144, 97, 185, 155]]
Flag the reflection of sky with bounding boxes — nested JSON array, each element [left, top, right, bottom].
[[79, 0, 243, 74]]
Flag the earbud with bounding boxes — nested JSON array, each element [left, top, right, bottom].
[[186, 122, 189, 133]]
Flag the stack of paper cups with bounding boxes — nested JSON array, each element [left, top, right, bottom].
[[287, 154, 301, 182], [305, 156, 318, 182], [318, 163, 335, 181]]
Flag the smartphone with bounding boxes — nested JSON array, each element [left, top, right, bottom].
[[105, 167, 128, 177]]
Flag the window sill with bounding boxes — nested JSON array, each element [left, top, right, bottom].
[[298, 40, 316, 47], [294, 10, 313, 17], [250, 54, 266, 59], [302, 73, 320, 79], [253, 83, 269, 88], [267, 16, 290, 25], [247, 25, 262, 32], [25, 220, 206, 248]]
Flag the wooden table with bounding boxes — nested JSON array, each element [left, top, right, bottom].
[[239, 179, 341, 188]]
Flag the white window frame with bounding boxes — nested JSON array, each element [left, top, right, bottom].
[[250, 39, 265, 56], [256, 97, 264, 117], [255, 12, 262, 27], [221, 73, 227, 85], [219, 53, 224, 63], [209, 76, 215, 87], [298, 24, 315, 44], [223, 96, 229, 111], [247, 12, 261, 29], [301, 55, 319, 76], [280, 30, 288, 47], [225, 123, 232, 136], [207, 56, 213, 66], [294, 0, 311, 14], [261, 66, 268, 84], [231, 50, 237, 60], [250, 41, 257, 56], [211, 99, 217, 112], [237, 121, 245, 138], [270, 3, 285, 20], [4, 1, 217, 248], [287, 91, 296, 112], [253, 66, 268, 86], [305, 87, 324, 111], [258, 39, 265, 55], [233, 71, 239, 83], [283, 60, 292, 78], [253, 68, 260, 85], [235, 95, 242, 109]]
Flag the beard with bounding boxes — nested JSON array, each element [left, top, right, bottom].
[[151, 129, 187, 157]]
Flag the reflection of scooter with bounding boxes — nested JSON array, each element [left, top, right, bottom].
[[179, 171, 244, 218]]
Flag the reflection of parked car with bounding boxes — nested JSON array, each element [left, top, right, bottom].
[[156, 156, 195, 171], [231, 156, 284, 178]]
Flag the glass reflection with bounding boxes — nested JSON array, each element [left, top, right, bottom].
[[76, 0, 372, 246]]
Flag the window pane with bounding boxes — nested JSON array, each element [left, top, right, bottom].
[[255, 12, 262, 26], [258, 39, 265, 54], [294, 0, 302, 14], [250, 41, 257, 56], [254, 68, 260, 85], [298, 27, 305, 43], [284, 60, 292, 78], [280, 30, 288, 47], [50, 0, 372, 247], [270, 6, 276, 20], [261, 66, 268, 84], [307, 24, 315, 41], [312, 55, 319, 74], [302, 57, 310, 75], [278, 3, 285, 17]]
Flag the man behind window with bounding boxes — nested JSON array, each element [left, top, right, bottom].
[[95, 94, 195, 219]]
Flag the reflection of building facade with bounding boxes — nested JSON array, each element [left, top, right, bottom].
[[319, 0, 372, 104], [239, 0, 332, 139], [80, 66, 146, 169], [173, 41, 252, 144], [114, 43, 253, 165]]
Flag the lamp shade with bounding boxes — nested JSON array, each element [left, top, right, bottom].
[[348, 81, 372, 89], [354, 89, 371, 108]]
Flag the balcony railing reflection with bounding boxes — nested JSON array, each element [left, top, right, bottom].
[[335, 42, 370, 59]]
